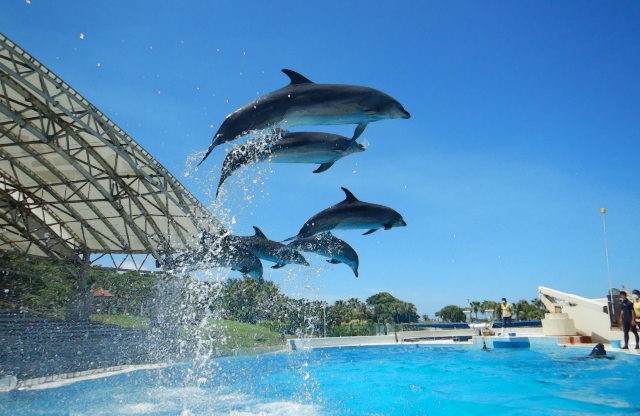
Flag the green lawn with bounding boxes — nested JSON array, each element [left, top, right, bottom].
[[90, 314, 150, 329], [91, 314, 285, 353], [213, 319, 284, 349], [183, 319, 286, 354]]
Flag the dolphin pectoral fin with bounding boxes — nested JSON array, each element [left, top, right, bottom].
[[198, 139, 218, 166], [272, 127, 289, 136], [352, 123, 368, 141], [313, 162, 334, 173], [326, 259, 342, 264], [271, 263, 285, 269], [362, 228, 378, 235], [282, 69, 314, 85]]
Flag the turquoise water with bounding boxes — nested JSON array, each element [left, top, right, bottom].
[[3, 344, 639, 416]]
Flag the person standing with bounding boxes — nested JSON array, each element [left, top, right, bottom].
[[632, 289, 640, 331], [618, 291, 639, 350], [500, 297, 513, 330]]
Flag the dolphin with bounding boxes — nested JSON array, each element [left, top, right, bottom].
[[288, 232, 360, 277], [287, 187, 407, 240], [216, 130, 366, 197], [167, 233, 263, 281], [231, 226, 309, 269], [198, 68, 410, 164], [586, 343, 614, 359]]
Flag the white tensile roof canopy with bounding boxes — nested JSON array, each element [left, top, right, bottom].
[[0, 33, 221, 270]]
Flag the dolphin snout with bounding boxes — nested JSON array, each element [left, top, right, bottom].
[[399, 219, 407, 226], [400, 108, 411, 119]]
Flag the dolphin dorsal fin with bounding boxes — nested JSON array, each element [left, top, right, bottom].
[[252, 226, 268, 239], [341, 187, 358, 203], [282, 69, 314, 85]]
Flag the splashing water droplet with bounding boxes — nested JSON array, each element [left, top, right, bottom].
[[79, 33, 85, 40]]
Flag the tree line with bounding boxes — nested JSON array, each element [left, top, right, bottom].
[[434, 299, 546, 323], [0, 254, 419, 336]]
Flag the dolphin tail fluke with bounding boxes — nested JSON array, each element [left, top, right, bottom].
[[216, 167, 233, 198], [362, 228, 378, 235], [352, 123, 368, 141], [215, 178, 225, 198], [313, 162, 335, 173]]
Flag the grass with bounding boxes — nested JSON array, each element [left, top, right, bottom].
[[213, 319, 284, 349], [90, 315, 285, 353], [184, 319, 285, 353], [90, 314, 150, 329]]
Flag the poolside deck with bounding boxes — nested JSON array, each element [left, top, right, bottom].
[[289, 326, 640, 357]]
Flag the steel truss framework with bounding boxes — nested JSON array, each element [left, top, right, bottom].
[[0, 33, 221, 270]]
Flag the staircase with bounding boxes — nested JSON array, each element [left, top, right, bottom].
[[0, 309, 153, 379]]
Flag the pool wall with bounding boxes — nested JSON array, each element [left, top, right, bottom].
[[289, 327, 558, 350]]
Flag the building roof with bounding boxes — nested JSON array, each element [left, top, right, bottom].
[[0, 33, 222, 268], [92, 288, 115, 298]]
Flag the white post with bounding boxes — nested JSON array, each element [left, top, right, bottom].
[[600, 208, 615, 319]]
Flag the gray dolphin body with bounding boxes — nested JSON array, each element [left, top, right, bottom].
[[231, 226, 309, 269], [199, 69, 410, 164], [288, 187, 407, 240], [288, 232, 360, 277], [216, 131, 365, 196], [167, 234, 263, 281]]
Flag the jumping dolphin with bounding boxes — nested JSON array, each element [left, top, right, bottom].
[[231, 226, 309, 269], [198, 69, 410, 164], [216, 130, 366, 197], [288, 232, 360, 277], [286, 187, 407, 240], [167, 233, 263, 281]]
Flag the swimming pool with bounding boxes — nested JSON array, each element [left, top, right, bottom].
[[3, 344, 638, 415]]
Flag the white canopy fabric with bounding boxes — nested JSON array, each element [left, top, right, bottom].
[[0, 33, 221, 267]]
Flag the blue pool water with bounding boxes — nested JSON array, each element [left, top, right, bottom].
[[3, 344, 639, 416]]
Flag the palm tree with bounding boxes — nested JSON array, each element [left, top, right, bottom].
[[480, 300, 499, 321], [469, 301, 481, 321]]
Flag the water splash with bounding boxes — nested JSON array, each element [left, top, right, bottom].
[[150, 131, 331, 394]]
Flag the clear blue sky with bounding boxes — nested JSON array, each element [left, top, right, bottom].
[[3, 1, 639, 317]]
